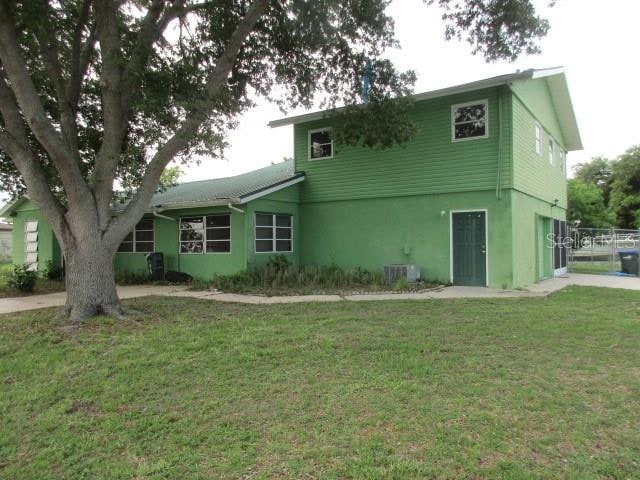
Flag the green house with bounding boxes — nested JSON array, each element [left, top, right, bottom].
[[1, 67, 582, 288]]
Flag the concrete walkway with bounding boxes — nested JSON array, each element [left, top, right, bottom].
[[0, 273, 638, 315]]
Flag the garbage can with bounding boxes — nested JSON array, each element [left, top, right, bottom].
[[618, 249, 639, 275], [146, 252, 165, 280]]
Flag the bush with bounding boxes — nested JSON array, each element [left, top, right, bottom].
[[43, 260, 64, 280], [115, 269, 153, 285], [8, 264, 38, 292]]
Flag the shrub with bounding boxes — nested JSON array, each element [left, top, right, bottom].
[[8, 264, 38, 292], [116, 269, 153, 285], [43, 260, 64, 280]]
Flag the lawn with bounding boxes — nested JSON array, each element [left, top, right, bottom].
[[1, 287, 639, 479], [568, 260, 622, 275]]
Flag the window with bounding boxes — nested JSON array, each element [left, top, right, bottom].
[[179, 214, 230, 254], [309, 128, 332, 160], [548, 139, 554, 165], [535, 123, 542, 156], [560, 150, 566, 173], [452, 100, 488, 141], [255, 213, 292, 253], [24, 220, 38, 271], [118, 217, 155, 253]]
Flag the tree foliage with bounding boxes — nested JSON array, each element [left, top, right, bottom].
[[567, 178, 614, 228], [609, 146, 640, 229]]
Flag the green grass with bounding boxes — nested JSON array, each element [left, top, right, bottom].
[[569, 260, 621, 275], [1, 287, 640, 479], [0, 262, 64, 298]]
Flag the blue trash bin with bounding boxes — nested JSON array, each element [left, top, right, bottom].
[[618, 249, 639, 275]]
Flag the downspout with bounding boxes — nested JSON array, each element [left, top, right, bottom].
[[227, 202, 245, 214], [496, 91, 503, 199], [152, 209, 176, 221]]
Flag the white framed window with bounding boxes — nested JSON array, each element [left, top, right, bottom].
[[560, 150, 566, 173], [308, 128, 333, 160], [179, 214, 231, 254], [255, 213, 292, 253], [548, 139, 554, 165], [24, 220, 38, 271], [118, 218, 155, 253], [535, 123, 542, 156], [452, 100, 488, 141]]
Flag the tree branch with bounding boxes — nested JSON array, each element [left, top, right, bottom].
[[0, 130, 69, 246], [67, 0, 96, 110], [31, 8, 81, 160], [104, 0, 270, 247], [0, 0, 92, 211]]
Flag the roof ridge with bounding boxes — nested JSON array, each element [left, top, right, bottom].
[[170, 159, 293, 188]]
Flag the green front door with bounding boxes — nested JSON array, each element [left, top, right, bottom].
[[452, 211, 487, 286]]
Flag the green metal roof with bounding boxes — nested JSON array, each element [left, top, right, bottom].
[[131, 159, 304, 211]]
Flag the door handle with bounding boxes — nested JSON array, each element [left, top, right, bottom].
[[481, 246, 486, 254]]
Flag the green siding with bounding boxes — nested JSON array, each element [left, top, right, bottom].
[[299, 191, 514, 288], [10, 201, 60, 272], [294, 87, 512, 203], [511, 92, 567, 207], [511, 78, 565, 145]]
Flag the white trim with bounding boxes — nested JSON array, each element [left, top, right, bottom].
[[451, 99, 489, 142], [449, 209, 489, 286], [308, 127, 333, 161], [548, 138, 554, 165], [535, 122, 542, 156], [178, 213, 232, 255], [238, 175, 305, 204], [254, 212, 294, 254]]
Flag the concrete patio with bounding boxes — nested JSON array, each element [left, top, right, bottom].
[[0, 273, 637, 315]]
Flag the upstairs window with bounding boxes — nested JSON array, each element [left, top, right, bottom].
[[560, 150, 566, 173], [309, 128, 333, 160], [548, 139, 554, 165], [535, 124, 542, 156], [452, 100, 488, 141], [255, 213, 293, 253], [179, 214, 231, 254], [118, 218, 154, 253]]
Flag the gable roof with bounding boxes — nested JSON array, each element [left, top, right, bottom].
[[0, 160, 304, 217], [116, 159, 304, 212], [268, 67, 583, 151]]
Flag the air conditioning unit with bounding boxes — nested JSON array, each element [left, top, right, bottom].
[[384, 264, 420, 283]]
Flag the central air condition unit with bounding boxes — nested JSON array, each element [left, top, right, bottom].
[[384, 264, 420, 283]]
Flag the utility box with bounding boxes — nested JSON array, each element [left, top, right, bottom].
[[146, 252, 165, 280], [384, 264, 420, 283], [619, 250, 639, 275]]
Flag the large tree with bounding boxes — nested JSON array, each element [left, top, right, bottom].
[[567, 178, 614, 229], [609, 145, 640, 229], [0, 0, 551, 320]]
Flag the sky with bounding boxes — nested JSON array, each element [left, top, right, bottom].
[[1, 0, 639, 205], [177, 0, 640, 183]]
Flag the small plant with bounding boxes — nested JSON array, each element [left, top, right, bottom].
[[43, 260, 64, 280], [8, 264, 38, 292], [393, 278, 410, 291], [115, 269, 153, 285]]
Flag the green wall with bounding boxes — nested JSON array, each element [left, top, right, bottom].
[[294, 86, 512, 203], [510, 190, 566, 287], [510, 80, 568, 207], [298, 190, 514, 288], [10, 200, 61, 272]]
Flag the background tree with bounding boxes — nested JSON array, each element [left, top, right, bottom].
[[609, 145, 640, 228], [158, 166, 184, 189], [0, 0, 551, 320], [567, 178, 614, 228], [574, 156, 612, 205]]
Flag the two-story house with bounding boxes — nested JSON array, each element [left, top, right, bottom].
[[1, 67, 582, 289]]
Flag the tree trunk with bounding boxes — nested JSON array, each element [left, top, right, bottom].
[[63, 244, 123, 321]]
